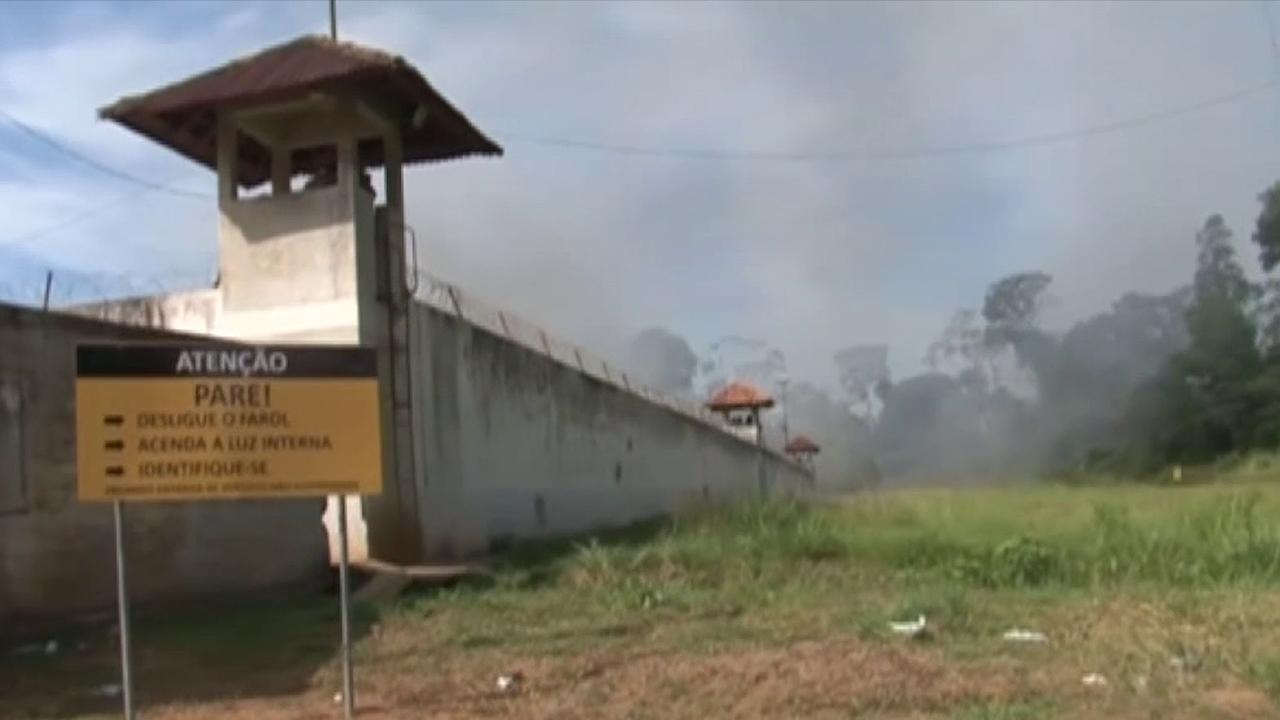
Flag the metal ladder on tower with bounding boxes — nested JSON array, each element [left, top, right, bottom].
[[378, 208, 424, 560]]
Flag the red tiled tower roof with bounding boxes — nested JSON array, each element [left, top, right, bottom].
[[706, 381, 775, 411], [785, 435, 821, 454], [99, 35, 501, 188]]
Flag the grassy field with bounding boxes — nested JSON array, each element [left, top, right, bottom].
[[7, 481, 1280, 719]]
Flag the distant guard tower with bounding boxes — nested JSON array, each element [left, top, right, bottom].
[[784, 434, 820, 471], [99, 35, 501, 563], [706, 381, 774, 446]]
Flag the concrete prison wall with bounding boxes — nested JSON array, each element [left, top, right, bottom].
[[0, 303, 328, 621], [369, 296, 810, 559]]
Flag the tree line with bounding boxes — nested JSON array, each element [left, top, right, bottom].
[[865, 179, 1280, 481], [624, 180, 1280, 485]]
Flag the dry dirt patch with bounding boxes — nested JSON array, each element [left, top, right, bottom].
[[132, 637, 1042, 720]]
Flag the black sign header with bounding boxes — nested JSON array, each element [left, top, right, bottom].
[[77, 343, 377, 379]]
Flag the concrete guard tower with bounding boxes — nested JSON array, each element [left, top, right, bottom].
[[706, 381, 775, 447], [784, 434, 820, 471], [99, 35, 501, 564]]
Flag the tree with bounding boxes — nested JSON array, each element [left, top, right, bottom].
[[1255, 279, 1280, 356], [1184, 215, 1259, 385], [833, 344, 890, 420], [626, 327, 699, 394], [982, 271, 1053, 333], [1251, 183, 1280, 352], [785, 381, 878, 489], [1252, 181, 1280, 273], [738, 348, 788, 391], [924, 309, 984, 375], [925, 306, 1017, 397], [1182, 293, 1261, 387], [1119, 215, 1262, 470], [873, 373, 969, 478], [1039, 289, 1191, 411], [981, 271, 1056, 384], [1194, 214, 1253, 306], [699, 335, 789, 407], [1033, 288, 1192, 470]]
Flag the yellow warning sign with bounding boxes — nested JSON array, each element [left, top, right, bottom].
[[75, 343, 382, 502]]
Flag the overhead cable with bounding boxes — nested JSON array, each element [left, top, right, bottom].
[[500, 78, 1280, 162], [0, 106, 209, 199]]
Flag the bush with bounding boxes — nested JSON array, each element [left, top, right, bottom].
[[946, 537, 1060, 588]]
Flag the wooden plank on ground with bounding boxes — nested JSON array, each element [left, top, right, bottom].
[[351, 557, 493, 603]]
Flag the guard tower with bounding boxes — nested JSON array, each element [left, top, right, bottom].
[[784, 434, 820, 471], [706, 381, 775, 446], [100, 35, 502, 563]]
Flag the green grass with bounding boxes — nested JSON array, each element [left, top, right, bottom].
[[12, 481, 1280, 718], [450, 483, 1280, 603], [379, 482, 1280, 716], [834, 483, 1280, 587], [390, 484, 1280, 651]]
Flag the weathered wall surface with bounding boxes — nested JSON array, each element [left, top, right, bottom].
[[0, 304, 328, 621], [218, 186, 363, 312], [66, 289, 359, 346], [380, 300, 810, 559], [68, 289, 222, 336]]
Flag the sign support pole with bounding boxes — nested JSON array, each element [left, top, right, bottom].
[[337, 495, 355, 719], [113, 500, 136, 720]]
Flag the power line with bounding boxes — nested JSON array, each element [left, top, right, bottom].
[[501, 78, 1280, 163], [0, 106, 209, 199], [0, 185, 154, 248], [1, 60, 1273, 251]]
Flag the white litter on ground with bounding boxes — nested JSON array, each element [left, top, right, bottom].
[[496, 671, 525, 693], [888, 615, 927, 637], [1002, 628, 1047, 643]]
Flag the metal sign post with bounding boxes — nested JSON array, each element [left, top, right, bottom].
[[112, 500, 136, 720], [337, 495, 355, 720]]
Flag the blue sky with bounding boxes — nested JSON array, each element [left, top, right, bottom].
[[3, 1, 1280, 390]]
